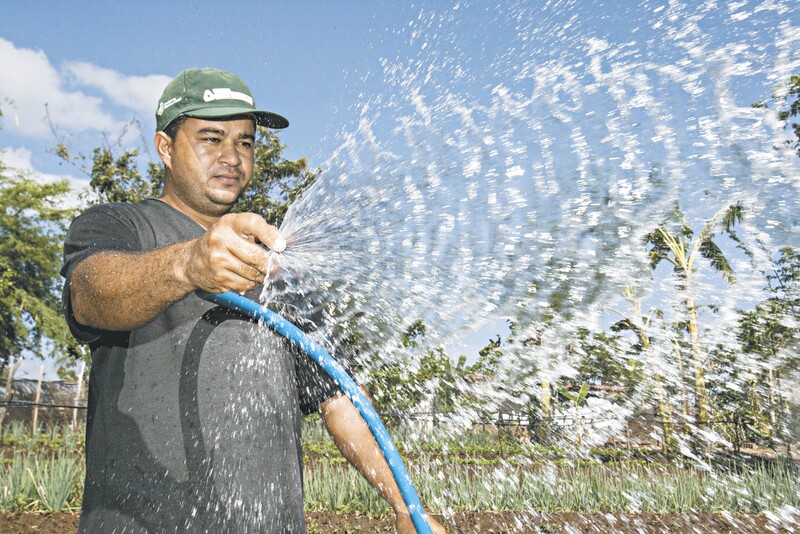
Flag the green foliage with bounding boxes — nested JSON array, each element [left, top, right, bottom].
[[574, 329, 642, 391], [776, 73, 800, 157], [400, 319, 426, 348], [643, 202, 748, 429], [304, 457, 799, 514], [0, 424, 85, 513], [767, 246, 800, 318], [557, 382, 589, 409], [29, 452, 83, 512], [2, 421, 798, 514], [752, 73, 800, 156], [366, 320, 472, 415], [52, 118, 164, 205], [471, 335, 503, 376], [0, 166, 78, 371], [88, 148, 164, 204], [727, 247, 800, 446], [645, 202, 743, 283], [301, 416, 799, 514], [366, 362, 424, 413], [707, 344, 774, 445], [737, 247, 799, 370], [0, 451, 83, 513], [418, 348, 468, 413]]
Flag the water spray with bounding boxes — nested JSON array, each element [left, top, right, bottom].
[[196, 289, 434, 534]]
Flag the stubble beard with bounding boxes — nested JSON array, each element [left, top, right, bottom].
[[173, 176, 244, 218]]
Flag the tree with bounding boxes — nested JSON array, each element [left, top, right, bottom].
[[471, 335, 503, 377], [776, 74, 800, 157], [52, 118, 164, 205], [0, 163, 77, 376], [733, 247, 800, 449], [753, 72, 800, 157], [366, 320, 431, 413], [365, 319, 471, 418], [607, 287, 676, 450], [644, 203, 745, 427]]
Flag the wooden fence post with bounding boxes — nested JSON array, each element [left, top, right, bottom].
[[72, 360, 86, 431], [32, 364, 44, 433], [0, 359, 23, 432]]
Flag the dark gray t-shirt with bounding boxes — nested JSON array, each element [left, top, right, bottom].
[[61, 199, 338, 533]]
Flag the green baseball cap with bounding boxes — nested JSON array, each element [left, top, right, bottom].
[[155, 67, 289, 132]]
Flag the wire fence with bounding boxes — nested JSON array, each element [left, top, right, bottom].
[[1, 400, 87, 410], [0, 371, 88, 430]]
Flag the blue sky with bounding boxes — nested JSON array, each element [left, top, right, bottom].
[[0, 2, 432, 170], [2, 1, 799, 379], [2, 1, 718, 170], [2, 1, 795, 177]]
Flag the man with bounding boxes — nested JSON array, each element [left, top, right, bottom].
[[62, 67, 444, 533]]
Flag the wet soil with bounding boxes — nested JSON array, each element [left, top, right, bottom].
[[0, 511, 795, 533]]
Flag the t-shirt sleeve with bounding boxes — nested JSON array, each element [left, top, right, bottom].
[[266, 288, 344, 415], [60, 205, 143, 343], [294, 346, 344, 416]]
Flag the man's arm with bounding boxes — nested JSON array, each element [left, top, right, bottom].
[[70, 212, 285, 331], [320, 392, 446, 534]]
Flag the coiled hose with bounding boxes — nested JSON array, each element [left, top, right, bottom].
[[196, 290, 433, 534]]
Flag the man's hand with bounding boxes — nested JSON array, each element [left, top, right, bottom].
[[180, 212, 286, 294], [395, 511, 446, 533]]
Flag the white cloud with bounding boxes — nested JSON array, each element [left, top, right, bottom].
[[63, 62, 170, 120], [1, 146, 91, 210], [0, 36, 168, 140]]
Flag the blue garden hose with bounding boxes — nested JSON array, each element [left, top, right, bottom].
[[196, 289, 433, 534]]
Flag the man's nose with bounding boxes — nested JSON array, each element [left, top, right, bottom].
[[218, 140, 242, 167]]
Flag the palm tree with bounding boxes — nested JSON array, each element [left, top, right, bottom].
[[644, 203, 744, 428]]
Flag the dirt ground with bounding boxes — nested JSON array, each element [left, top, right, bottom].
[[0, 511, 796, 533]]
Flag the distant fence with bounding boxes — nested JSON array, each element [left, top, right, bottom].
[[1, 378, 794, 458], [0, 367, 88, 430], [383, 411, 777, 427]]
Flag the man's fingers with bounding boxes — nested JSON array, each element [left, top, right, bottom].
[[260, 227, 286, 253], [227, 213, 286, 252], [229, 239, 272, 274], [189, 213, 285, 294], [225, 255, 266, 284]]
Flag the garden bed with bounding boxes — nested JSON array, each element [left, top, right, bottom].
[[0, 511, 796, 533], [1, 423, 797, 532]]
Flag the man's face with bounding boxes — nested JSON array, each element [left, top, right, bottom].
[[163, 117, 256, 218]]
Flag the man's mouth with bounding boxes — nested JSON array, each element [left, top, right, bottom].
[[212, 173, 242, 185]]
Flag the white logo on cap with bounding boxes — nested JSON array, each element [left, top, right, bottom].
[[157, 97, 182, 116], [202, 88, 254, 105]]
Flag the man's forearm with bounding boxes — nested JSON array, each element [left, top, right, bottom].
[[70, 240, 197, 331], [320, 392, 408, 514]]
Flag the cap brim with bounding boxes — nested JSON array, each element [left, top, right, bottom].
[[185, 106, 289, 129]]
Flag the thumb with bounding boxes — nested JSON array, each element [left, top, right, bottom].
[[229, 213, 287, 252]]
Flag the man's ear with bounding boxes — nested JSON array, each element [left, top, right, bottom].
[[154, 131, 173, 171]]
